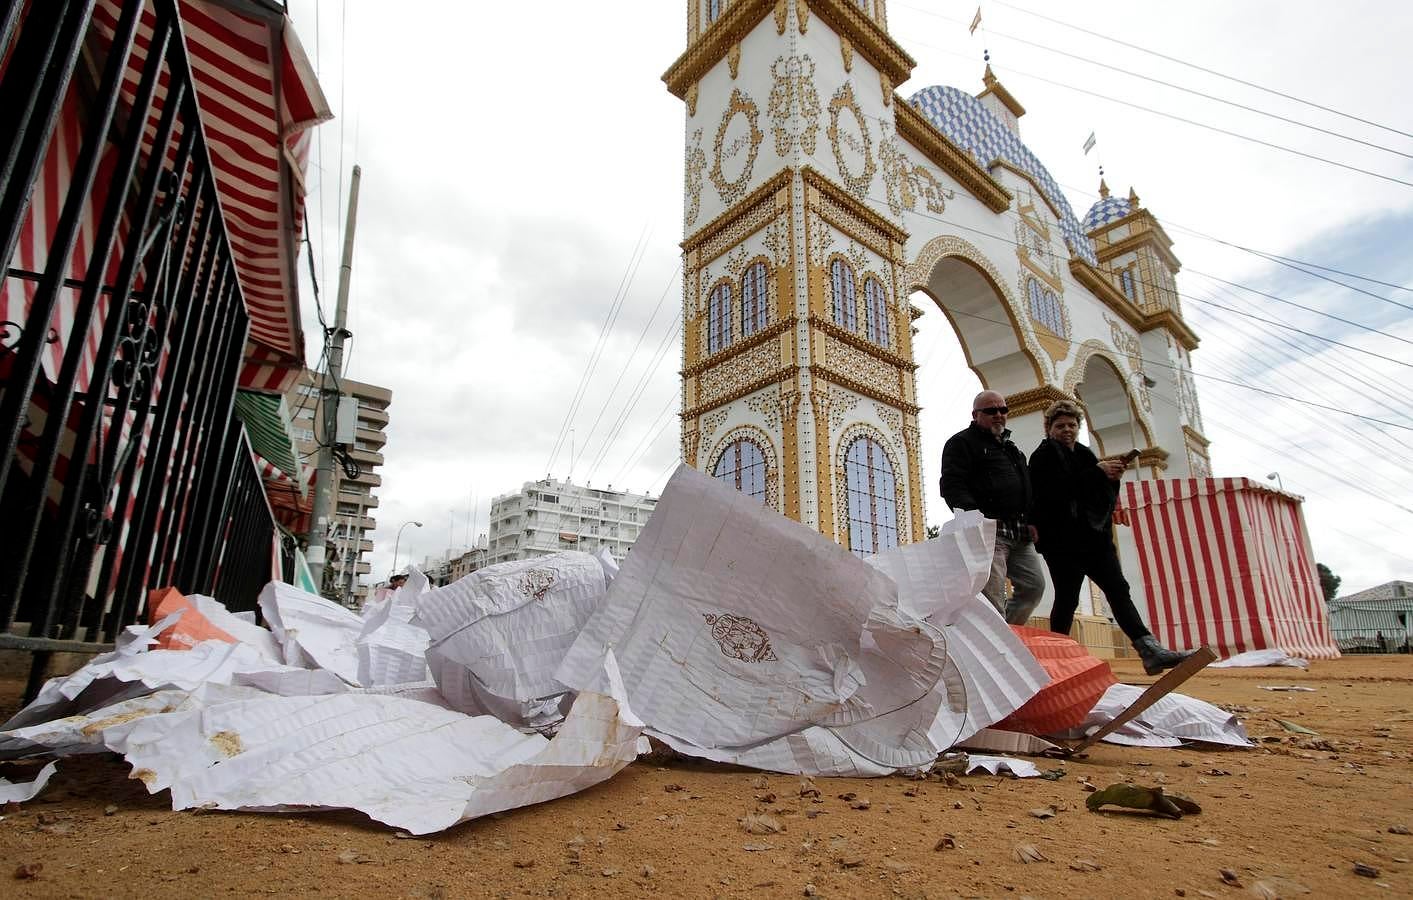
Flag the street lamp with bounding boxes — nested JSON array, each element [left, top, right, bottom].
[[393, 520, 423, 576], [1266, 472, 1284, 491]]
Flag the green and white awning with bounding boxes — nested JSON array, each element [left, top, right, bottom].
[[234, 389, 306, 497]]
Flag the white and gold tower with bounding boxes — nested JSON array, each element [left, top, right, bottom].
[[669, 0, 1209, 556]]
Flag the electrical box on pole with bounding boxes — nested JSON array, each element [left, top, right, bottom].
[[335, 396, 359, 446]]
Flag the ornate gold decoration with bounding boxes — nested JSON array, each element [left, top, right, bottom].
[[1062, 339, 1156, 446], [1004, 385, 1076, 418], [796, 0, 809, 33], [1101, 313, 1148, 409], [827, 82, 876, 200], [807, 210, 836, 262], [764, 217, 790, 269], [682, 427, 700, 466], [767, 55, 821, 157], [746, 389, 784, 429], [839, 35, 854, 72], [872, 401, 903, 438], [1178, 367, 1204, 431], [819, 333, 902, 402], [728, 42, 742, 79], [699, 338, 789, 408], [724, 245, 750, 280], [803, 168, 904, 258], [880, 72, 892, 106], [703, 613, 778, 662], [685, 128, 707, 228], [1069, 258, 1199, 351], [686, 84, 699, 117], [685, 169, 790, 259], [774, 0, 790, 34], [894, 101, 1011, 214], [710, 88, 764, 206], [700, 407, 731, 443], [828, 386, 861, 430], [880, 133, 956, 219]]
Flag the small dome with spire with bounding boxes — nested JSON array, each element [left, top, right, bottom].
[[1082, 179, 1134, 231]]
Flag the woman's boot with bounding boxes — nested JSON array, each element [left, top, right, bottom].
[[1134, 635, 1196, 676]]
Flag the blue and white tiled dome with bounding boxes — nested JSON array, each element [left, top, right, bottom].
[[908, 84, 1099, 267], [1082, 192, 1132, 231]]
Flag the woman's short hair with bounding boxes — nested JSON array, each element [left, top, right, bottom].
[[1043, 399, 1084, 430]]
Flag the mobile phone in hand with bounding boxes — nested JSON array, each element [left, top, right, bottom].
[[1122, 449, 1141, 463]]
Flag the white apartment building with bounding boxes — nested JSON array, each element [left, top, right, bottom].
[[487, 479, 658, 566]]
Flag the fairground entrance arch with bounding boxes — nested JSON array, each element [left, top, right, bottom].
[[670, 0, 1211, 558]]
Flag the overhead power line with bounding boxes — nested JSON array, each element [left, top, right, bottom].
[[894, 1, 1413, 161], [989, 0, 1413, 142]]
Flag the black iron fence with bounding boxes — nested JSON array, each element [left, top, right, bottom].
[[1, 0, 279, 697]]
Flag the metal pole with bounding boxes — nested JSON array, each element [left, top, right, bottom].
[[306, 164, 361, 592]]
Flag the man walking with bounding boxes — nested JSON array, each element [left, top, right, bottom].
[[940, 390, 1045, 623]]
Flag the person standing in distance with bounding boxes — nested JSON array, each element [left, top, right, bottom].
[[1028, 399, 1195, 674], [940, 390, 1045, 623]]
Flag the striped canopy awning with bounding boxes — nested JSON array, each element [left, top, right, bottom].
[[233, 389, 302, 490], [93, 0, 332, 394]]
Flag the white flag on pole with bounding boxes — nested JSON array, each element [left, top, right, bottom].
[[1082, 131, 1097, 155], [969, 8, 982, 34]]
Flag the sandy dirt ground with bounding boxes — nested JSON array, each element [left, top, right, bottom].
[[0, 655, 1410, 899]]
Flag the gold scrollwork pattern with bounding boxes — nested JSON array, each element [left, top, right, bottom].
[[880, 133, 955, 219], [685, 128, 707, 228], [745, 389, 784, 430], [767, 55, 821, 157], [1102, 313, 1150, 412], [828, 386, 861, 431], [700, 407, 731, 444], [820, 334, 901, 399], [827, 82, 876, 200], [774, 0, 789, 34], [711, 89, 764, 206], [699, 339, 781, 408], [872, 402, 903, 439], [708, 424, 781, 511], [764, 217, 790, 269]]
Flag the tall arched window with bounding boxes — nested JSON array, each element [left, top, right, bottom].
[[713, 438, 767, 502], [707, 0, 724, 25], [1120, 268, 1135, 300], [863, 276, 889, 348], [1026, 277, 1064, 334], [844, 436, 898, 556], [830, 259, 857, 331], [708, 282, 732, 354], [741, 261, 768, 338]]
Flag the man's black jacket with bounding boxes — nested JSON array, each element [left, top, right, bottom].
[[939, 423, 1031, 521], [1028, 437, 1118, 555]]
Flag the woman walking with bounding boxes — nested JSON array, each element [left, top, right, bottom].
[[1029, 400, 1194, 675]]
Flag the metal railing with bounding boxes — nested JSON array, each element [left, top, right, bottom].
[[1, 0, 279, 698]]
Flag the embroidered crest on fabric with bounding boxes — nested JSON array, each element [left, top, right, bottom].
[[518, 569, 556, 602], [703, 613, 779, 662]]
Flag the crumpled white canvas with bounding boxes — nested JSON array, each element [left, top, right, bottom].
[[558, 466, 950, 757], [417, 551, 612, 728], [174, 594, 283, 661], [0, 638, 310, 735], [1210, 649, 1310, 669], [16, 652, 643, 834], [257, 581, 363, 685], [0, 761, 57, 802], [356, 570, 431, 686], [1055, 683, 1253, 747], [965, 754, 1042, 778]]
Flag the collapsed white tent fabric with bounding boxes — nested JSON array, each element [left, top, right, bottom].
[[1210, 649, 1310, 669], [258, 582, 364, 684], [416, 551, 613, 729], [557, 466, 1035, 772], [356, 571, 431, 687], [0, 653, 643, 835], [1054, 683, 1253, 748]]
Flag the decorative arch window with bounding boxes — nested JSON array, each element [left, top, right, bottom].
[[713, 438, 767, 502], [707, 0, 724, 24], [830, 259, 857, 331], [1026, 277, 1064, 334], [1119, 268, 1136, 300], [741, 261, 768, 338], [708, 282, 733, 354], [863, 276, 890, 348], [844, 436, 898, 556]]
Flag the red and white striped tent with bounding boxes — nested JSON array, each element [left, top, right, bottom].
[[1117, 478, 1339, 660]]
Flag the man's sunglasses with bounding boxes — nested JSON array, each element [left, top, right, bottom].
[[975, 406, 1008, 415]]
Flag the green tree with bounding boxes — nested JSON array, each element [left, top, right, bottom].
[[1316, 562, 1341, 604]]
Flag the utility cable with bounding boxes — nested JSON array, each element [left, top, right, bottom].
[[988, 0, 1413, 142], [894, 1, 1413, 161]]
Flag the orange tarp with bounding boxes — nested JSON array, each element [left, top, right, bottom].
[[995, 626, 1116, 735]]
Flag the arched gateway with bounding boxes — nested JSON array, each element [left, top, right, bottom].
[[671, 0, 1211, 552]]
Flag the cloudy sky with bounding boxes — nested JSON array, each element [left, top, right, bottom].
[[282, 1, 1412, 596]]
